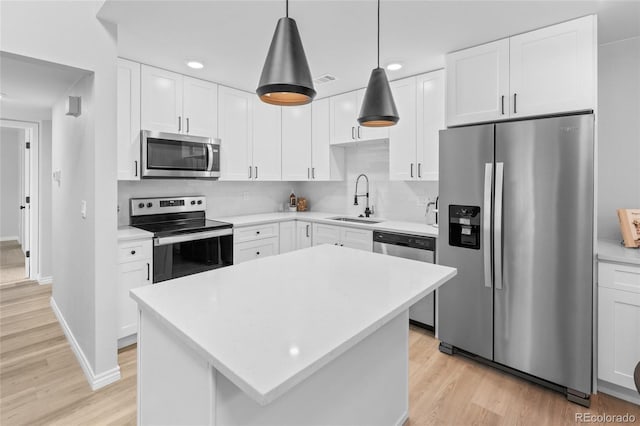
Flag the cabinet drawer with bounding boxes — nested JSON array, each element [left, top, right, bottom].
[[234, 223, 279, 243], [234, 238, 279, 264], [599, 262, 640, 294], [118, 239, 152, 264]]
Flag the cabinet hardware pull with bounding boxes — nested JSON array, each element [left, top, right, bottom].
[[513, 93, 517, 114], [255, 166, 258, 179], [134, 160, 138, 177], [256, 231, 260, 235], [178, 116, 181, 132], [410, 163, 414, 178], [249, 166, 252, 179], [186, 117, 190, 133], [256, 251, 260, 256], [308, 168, 310, 179], [312, 167, 315, 179], [146, 263, 150, 281], [501, 95, 505, 115], [351, 127, 355, 140], [131, 250, 136, 255], [418, 163, 422, 178], [306, 224, 310, 237], [357, 126, 361, 139]]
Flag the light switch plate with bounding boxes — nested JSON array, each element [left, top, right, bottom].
[[81, 200, 87, 219]]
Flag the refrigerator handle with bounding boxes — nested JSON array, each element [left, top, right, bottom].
[[495, 162, 504, 290], [483, 163, 493, 289]]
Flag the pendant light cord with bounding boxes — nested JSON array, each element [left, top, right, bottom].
[[377, 0, 380, 68], [286, 0, 289, 17]]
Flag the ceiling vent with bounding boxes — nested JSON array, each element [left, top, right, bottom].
[[313, 74, 337, 85]]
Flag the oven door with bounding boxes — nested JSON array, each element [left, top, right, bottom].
[[141, 130, 220, 179], [153, 229, 233, 283]]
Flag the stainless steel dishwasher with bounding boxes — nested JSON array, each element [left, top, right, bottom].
[[373, 230, 436, 329]]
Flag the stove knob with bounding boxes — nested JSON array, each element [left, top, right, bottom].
[[147, 202, 153, 208], [197, 200, 203, 205], [191, 200, 196, 205], [138, 203, 145, 208]]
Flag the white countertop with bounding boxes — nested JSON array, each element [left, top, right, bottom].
[[130, 245, 456, 405], [117, 226, 154, 242], [598, 239, 640, 266], [213, 211, 439, 238]]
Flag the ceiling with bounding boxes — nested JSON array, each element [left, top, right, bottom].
[[98, 0, 640, 99], [0, 52, 89, 120]]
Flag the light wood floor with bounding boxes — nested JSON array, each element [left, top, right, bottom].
[[1, 280, 639, 425], [0, 241, 26, 286]]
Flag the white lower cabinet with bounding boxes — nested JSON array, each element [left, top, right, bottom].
[[598, 261, 640, 392], [296, 221, 313, 249], [312, 223, 372, 252], [117, 238, 152, 340], [234, 223, 280, 264], [279, 221, 296, 254]]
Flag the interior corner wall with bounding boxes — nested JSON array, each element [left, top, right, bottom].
[[0, 127, 22, 240], [598, 36, 640, 240], [1, 1, 119, 382], [39, 120, 53, 279]]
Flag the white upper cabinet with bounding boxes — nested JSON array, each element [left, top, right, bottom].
[[509, 15, 595, 118], [183, 76, 218, 138], [416, 69, 445, 181], [141, 65, 218, 138], [219, 86, 253, 181], [312, 98, 344, 181], [252, 99, 282, 181], [329, 89, 388, 145], [446, 15, 596, 126], [141, 65, 184, 133], [282, 104, 312, 181], [389, 77, 417, 181], [117, 58, 141, 181], [446, 39, 510, 127]]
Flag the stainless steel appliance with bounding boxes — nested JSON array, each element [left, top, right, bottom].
[[130, 196, 233, 283], [373, 231, 436, 329], [141, 130, 220, 179], [437, 113, 594, 406]]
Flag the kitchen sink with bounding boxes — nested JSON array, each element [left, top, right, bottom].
[[328, 217, 382, 224]]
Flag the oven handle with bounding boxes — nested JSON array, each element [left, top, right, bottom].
[[154, 228, 233, 246]]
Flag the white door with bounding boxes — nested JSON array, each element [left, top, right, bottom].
[[356, 88, 390, 141], [389, 77, 417, 181], [279, 221, 296, 254], [296, 221, 312, 249], [329, 91, 358, 144], [446, 38, 510, 126], [183, 76, 218, 138], [416, 69, 445, 181], [509, 15, 595, 118], [281, 104, 312, 181], [20, 129, 31, 276], [218, 86, 253, 181], [141, 65, 184, 133], [117, 58, 141, 180], [252, 99, 282, 181], [311, 98, 331, 181]]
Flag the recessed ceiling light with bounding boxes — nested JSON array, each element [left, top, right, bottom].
[[186, 61, 204, 70], [386, 63, 403, 71], [0, 92, 6, 99]]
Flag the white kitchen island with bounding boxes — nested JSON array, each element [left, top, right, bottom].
[[130, 245, 456, 426]]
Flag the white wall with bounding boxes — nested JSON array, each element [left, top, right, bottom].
[[598, 37, 640, 240], [0, 127, 23, 240], [39, 120, 52, 279], [298, 142, 439, 223], [1, 1, 119, 385]]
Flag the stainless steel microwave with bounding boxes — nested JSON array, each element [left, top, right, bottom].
[[141, 130, 220, 179]]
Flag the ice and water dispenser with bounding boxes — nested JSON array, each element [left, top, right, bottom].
[[448, 205, 481, 249]]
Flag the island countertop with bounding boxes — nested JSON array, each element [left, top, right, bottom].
[[130, 244, 456, 406]]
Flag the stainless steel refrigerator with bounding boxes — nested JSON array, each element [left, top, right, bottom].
[[437, 113, 594, 406]]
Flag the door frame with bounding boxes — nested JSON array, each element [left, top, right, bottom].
[[0, 119, 39, 281]]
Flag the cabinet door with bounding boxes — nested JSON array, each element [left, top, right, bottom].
[[183, 76, 218, 138], [141, 65, 184, 133], [117, 259, 151, 339], [281, 104, 312, 181], [446, 39, 510, 126], [311, 98, 331, 180], [340, 227, 373, 251], [416, 69, 445, 181], [312, 223, 340, 246], [389, 77, 417, 181], [329, 91, 358, 144], [218, 86, 253, 180], [509, 15, 595, 118], [296, 221, 313, 249], [252, 99, 282, 181], [234, 238, 279, 264], [356, 88, 390, 141], [279, 221, 296, 254], [117, 58, 141, 181]]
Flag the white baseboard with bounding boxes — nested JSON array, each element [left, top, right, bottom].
[[38, 276, 52, 285], [0, 236, 20, 242], [597, 380, 640, 406], [50, 297, 121, 391]]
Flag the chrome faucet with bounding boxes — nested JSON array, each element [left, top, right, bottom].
[[354, 173, 373, 217]]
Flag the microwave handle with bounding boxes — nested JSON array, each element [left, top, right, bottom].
[[207, 144, 215, 172]]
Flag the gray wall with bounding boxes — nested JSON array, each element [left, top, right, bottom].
[[598, 36, 640, 240], [0, 127, 23, 240], [39, 120, 52, 278]]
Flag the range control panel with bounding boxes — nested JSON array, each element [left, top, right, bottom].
[[130, 196, 206, 216], [449, 205, 481, 250]]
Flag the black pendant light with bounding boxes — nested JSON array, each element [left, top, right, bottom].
[[257, 0, 316, 106], [358, 0, 399, 127]]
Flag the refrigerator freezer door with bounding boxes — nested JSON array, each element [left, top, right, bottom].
[[493, 114, 594, 394], [437, 124, 495, 360]]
